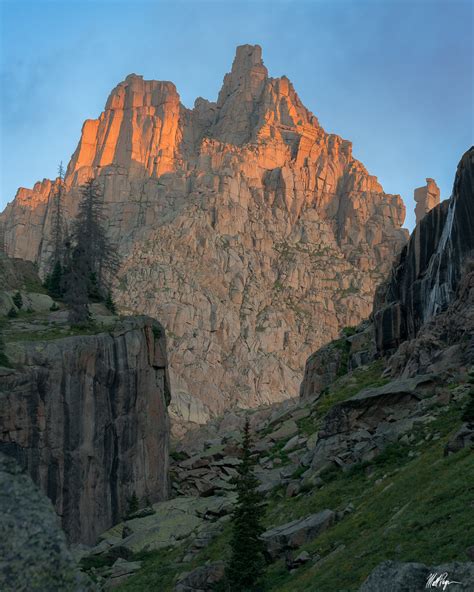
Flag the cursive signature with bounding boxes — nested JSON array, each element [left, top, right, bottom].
[[426, 572, 461, 590]]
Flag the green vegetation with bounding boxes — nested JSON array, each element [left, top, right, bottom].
[[12, 291, 23, 309], [297, 360, 388, 436], [169, 450, 188, 462], [7, 306, 18, 318], [105, 291, 117, 315], [461, 387, 474, 422], [127, 492, 139, 516], [116, 547, 183, 591], [44, 261, 64, 299], [226, 418, 266, 591], [0, 322, 11, 367], [112, 375, 472, 592], [262, 404, 473, 592], [3, 322, 105, 343]]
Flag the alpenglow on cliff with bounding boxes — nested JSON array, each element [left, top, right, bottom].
[[0, 45, 408, 429]]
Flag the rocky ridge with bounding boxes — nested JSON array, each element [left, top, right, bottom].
[[0, 44, 408, 429]]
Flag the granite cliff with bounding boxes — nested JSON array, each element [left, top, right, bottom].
[[0, 45, 408, 428], [0, 309, 171, 544], [375, 147, 474, 354]]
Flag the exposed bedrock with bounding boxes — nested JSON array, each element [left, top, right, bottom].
[[0, 316, 171, 544]]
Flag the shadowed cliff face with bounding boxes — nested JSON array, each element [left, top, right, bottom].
[[0, 44, 407, 428], [375, 147, 474, 353], [0, 317, 170, 544]]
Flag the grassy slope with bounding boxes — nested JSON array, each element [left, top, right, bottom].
[[265, 403, 473, 591], [113, 368, 473, 592]]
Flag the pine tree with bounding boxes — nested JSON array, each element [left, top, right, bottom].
[[63, 242, 90, 325], [45, 162, 66, 298], [63, 178, 119, 324], [47, 260, 63, 300], [226, 417, 266, 592], [12, 292, 23, 309], [127, 492, 139, 516], [105, 290, 117, 314], [70, 178, 119, 298]]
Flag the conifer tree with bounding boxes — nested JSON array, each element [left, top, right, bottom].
[[45, 162, 66, 298], [63, 178, 119, 323], [226, 417, 266, 592], [105, 290, 117, 314]]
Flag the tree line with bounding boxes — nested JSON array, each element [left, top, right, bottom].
[[44, 165, 119, 324]]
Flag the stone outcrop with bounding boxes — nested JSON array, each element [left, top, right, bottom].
[[0, 453, 95, 591], [0, 316, 170, 544], [414, 178, 440, 224], [299, 321, 376, 400], [359, 560, 474, 591], [175, 562, 225, 592], [375, 147, 474, 354], [262, 510, 335, 561], [386, 260, 474, 377], [0, 44, 407, 428], [309, 376, 440, 471]]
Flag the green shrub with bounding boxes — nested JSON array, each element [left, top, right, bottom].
[[12, 292, 23, 309], [7, 306, 17, 318], [127, 492, 139, 516], [105, 291, 117, 314], [461, 390, 474, 423]]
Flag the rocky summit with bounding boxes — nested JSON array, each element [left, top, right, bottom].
[[0, 44, 408, 431]]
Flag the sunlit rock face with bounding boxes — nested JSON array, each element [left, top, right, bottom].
[[414, 178, 440, 224], [0, 45, 408, 430]]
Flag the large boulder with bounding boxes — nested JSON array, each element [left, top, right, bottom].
[[310, 376, 437, 470], [359, 560, 474, 591], [96, 495, 236, 556], [175, 561, 225, 592], [0, 453, 94, 591], [262, 510, 335, 561]]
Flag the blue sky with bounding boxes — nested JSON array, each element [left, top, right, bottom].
[[0, 0, 472, 230]]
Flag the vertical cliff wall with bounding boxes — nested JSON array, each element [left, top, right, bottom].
[[375, 147, 474, 352], [0, 316, 170, 544]]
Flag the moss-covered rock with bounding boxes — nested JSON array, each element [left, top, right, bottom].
[[0, 453, 95, 591]]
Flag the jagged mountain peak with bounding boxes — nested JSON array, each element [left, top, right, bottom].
[[1, 45, 408, 429]]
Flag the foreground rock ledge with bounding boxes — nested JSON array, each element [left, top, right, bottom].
[[0, 315, 171, 544]]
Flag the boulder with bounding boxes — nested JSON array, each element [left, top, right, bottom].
[[0, 453, 95, 591], [96, 495, 236, 556], [262, 510, 335, 560], [444, 423, 474, 455], [175, 561, 225, 592], [269, 420, 299, 442], [310, 376, 437, 470], [359, 560, 474, 591]]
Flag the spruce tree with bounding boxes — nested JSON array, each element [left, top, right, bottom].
[[226, 417, 266, 592], [63, 178, 119, 323], [45, 162, 66, 298], [105, 291, 117, 314], [47, 260, 63, 300]]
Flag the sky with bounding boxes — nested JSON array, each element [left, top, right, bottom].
[[0, 0, 472, 231]]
